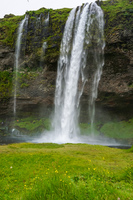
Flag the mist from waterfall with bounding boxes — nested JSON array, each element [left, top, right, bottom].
[[13, 15, 28, 116]]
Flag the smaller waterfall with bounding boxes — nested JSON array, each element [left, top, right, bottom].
[[88, 3, 105, 134], [40, 42, 47, 68], [39, 13, 50, 68], [13, 15, 28, 116], [45, 12, 50, 25]]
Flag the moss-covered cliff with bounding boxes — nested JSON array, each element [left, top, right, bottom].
[[0, 7, 71, 70], [0, 7, 71, 114], [0, 0, 133, 121], [99, 0, 133, 114]]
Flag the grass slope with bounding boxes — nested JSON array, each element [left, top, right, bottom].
[[80, 119, 133, 141], [12, 117, 51, 135], [0, 143, 133, 200]]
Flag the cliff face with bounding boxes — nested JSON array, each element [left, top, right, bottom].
[[0, 0, 133, 120], [99, 0, 133, 119], [0, 8, 70, 116]]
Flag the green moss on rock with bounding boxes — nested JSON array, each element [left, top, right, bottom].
[[101, 0, 133, 50], [13, 117, 51, 135], [100, 118, 133, 139], [0, 15, 24, 47], [0, 71, 13, 98]]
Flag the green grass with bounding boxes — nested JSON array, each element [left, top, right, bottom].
[[13, 117, 51, 135], [0, 143, 133, 199], [80, 123, 100, 135], [79, 119, 133, 140], [100, 119, 133, 139]]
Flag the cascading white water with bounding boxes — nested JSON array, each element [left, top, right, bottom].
[[45, 12, 50, 25], [54, 4, 91, 140], [13, 15, 28, 116], [87, 3, 105, 134], [53, 7, 77, 139], [52, 2, 105, 140], [33, 2, 108, 144]]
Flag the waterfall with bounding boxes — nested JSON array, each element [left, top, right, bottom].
[[33, 2, 105, 144], [45, 12, 50, 25], [40, 13, 49, 68], [52, 2, 105, 140], [40, 42, 47, 68], [87, 3, 105, 134], [13, 15, 28, 116]]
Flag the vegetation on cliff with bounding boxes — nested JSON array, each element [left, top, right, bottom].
[[0, 71, 12, 99], [12, 117, 51, 135], [0, 0, 133, 74], [0, 0, 133, 50], [80, 119, 133, 144], [100, 118, 133, 139], [101, 0, 133, 50], [0, 15, 24, 47], [0, 7, 71, 98], [0, 7, 70, 54]]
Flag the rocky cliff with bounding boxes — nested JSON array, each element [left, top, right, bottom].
[[0, 0, 133, 122]]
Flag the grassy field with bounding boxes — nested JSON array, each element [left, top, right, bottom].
[[0, 143, 133, 200]]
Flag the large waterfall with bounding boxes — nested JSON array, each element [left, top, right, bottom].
[[13, 15, 28, 116], [33, 2, 106, 144], [53, 2, 105, 141]]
